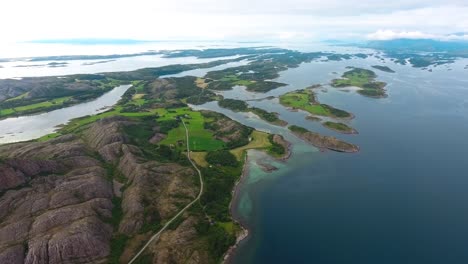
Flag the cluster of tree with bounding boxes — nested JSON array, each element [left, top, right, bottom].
[[251, 107, 279, 122], [268, 135, 286, 156], [200, 165, 240, 221], [321, 104, 352, 118], [157, 119, 180, 134], [195, 222, 236, 259], [218, 98, 248, 112], [205, 150, 238, 167]]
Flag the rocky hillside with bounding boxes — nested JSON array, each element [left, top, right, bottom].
[[0, 110, 253, 263], [0, 118, 179, 263]]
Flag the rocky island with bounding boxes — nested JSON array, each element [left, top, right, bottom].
[[322, 121, 358, 134], [289, 125, 359, 153]]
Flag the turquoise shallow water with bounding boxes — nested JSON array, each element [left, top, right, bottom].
[[198, 56, 468, 264]]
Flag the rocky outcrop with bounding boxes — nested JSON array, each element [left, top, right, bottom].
[[0, 115, 223, 264], [289, 126, 359, 153], [271, 134, 292, 160], [147, 216, 210, 264], [0, 134, 114, 264], [149, 133, 166, 144], [84, 116, 133, 163]]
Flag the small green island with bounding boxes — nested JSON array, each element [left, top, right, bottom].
[[331, 67, 387, 98], [322, 121, 358, 134], [289, 125, 359, 153], [372, 65, 395, 73], [218, 98, 288, 126], [279, 88, 353, 119]]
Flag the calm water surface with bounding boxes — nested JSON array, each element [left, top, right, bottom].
[[0, 85, 131, 143], [199, 57, 468, 264]]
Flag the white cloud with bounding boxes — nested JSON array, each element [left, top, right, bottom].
[[366, 30, 437, 40], [367, 30, 468, 41], [0, 0, 467, 43]]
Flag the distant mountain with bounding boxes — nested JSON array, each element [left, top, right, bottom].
[[356, 38, 468, 68], [364, 38, 468, 53]]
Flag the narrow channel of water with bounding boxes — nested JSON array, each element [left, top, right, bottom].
[[0, 84, 131, 144]]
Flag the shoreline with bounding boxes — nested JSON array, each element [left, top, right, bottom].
[[322, 123, 359, 135], [223, 138, 293, 263], [223, 153, 252, 264]]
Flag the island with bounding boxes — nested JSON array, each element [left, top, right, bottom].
[[322, 121, 358, 134], [372, 65, 395, 73], [82, 59, 116, 66], [279, 88, 353, 119], [217, 98, 288, 126], [289, 125, 359, 153], [331, 67, 388, 98]]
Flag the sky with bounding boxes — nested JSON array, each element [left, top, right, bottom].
[[1, 0, 468, 43]]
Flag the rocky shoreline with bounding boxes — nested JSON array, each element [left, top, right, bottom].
[[223, 154, 252, 264], [223, 135, 292, 263], [289, 126, 359, 153]]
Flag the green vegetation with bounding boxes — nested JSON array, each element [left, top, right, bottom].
[[205, 150, 239, 167], [267, 134, 286, 157], [0, 76, 123, 119], [279, 89, 352, 118], [195, 220, 236, 260], [218, 98, 248, 112], [289, 125, 308, 133], [322, 121, 357, 134], [201, 162, 243, 221], [158, 108, 225, 152], [331, 68, 387, 98], [103, 57, 247, 81], [229, 130, 271, 160], [0, 96, 72, 118], [217, 99, 286, 126], [109, 234, 129, 264], [36, 133, 61, 142], [108, 196, 128, 264], [201, 111, 253, 149], [250, 107, 286, 126]]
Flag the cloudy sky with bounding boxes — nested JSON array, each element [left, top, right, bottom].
[[2, 0, 468, 43]]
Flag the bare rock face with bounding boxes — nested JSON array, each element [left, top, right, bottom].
[[0, 135, 114, 264], [0, 159, 65, 191], [148, 216, 210, 264], [84, 116, 134, 163], [0, 116, 213, 264], [272, 134, 292, 160], [149, 133, 166, 144], [117, 144, 197, 236]]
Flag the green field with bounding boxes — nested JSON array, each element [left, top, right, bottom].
[[158, 107, 225, 151], [5, 92, 29, 102], [219, 74, 255, 86], [279, 89, 351, 118], [0, 96, 72, 117], [59, 105, 159, 134], [331, 68, 376, 87]]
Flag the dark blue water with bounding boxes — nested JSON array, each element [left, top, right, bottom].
[[229, 57, 468, 264]]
